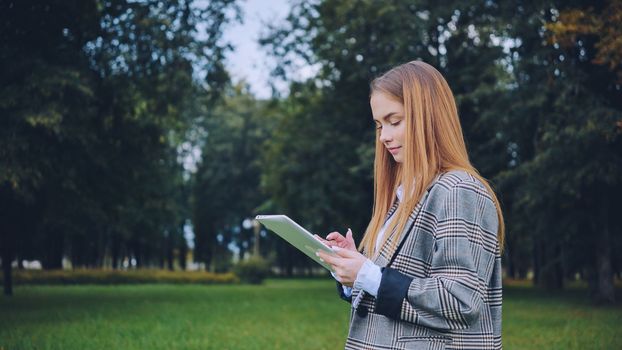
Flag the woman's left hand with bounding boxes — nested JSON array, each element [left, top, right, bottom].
[[317, 246, 367, 287]]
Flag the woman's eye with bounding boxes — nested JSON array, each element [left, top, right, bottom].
[[375, 125, 382, 130], [390, 120, 401, 126]]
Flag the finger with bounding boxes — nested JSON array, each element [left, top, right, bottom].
[[331, 246, 356, 258], [313, 234, 330, 245], [346, 228, 354, 243], [317, 250, 340, 265], [326, 231, 345, 241], [318, 237, 338, 247]]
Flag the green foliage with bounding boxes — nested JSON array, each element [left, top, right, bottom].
[[492, 1, 622, 299], [0, 0, 240, 287], [192, 84, 277, 270], [233, 256, 272, 284], [1, 269, 239, 285]]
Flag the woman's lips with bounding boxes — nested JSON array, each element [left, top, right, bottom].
[[388, 146, 401, 154]]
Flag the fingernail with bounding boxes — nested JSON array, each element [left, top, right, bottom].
[[319, 258, 324, 262], [332, 246, 340, 251], [315, 252, 319, 256]]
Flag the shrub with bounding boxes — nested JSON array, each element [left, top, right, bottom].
[[1, 269, 240, 285], [233, 256, 271, 284]]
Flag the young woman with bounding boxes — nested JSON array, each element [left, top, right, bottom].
[[316, 61, 504, 350]]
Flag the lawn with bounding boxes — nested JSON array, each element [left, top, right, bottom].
[[1, 279, 621, 349]]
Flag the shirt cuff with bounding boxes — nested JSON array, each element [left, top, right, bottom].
[[354, 259, 382, 297], [331, 271, 353, 298]]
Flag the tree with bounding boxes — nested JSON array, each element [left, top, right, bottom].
[[496, 0, 622, 301], [0, 0, 101, 294], [193, 83, 275, 271], [0, 0, 239, 295]]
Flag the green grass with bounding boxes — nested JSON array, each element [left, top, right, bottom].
[[503, 284, 622, 349], [0, 279, 350, 350], [1, 279, 621, 349]]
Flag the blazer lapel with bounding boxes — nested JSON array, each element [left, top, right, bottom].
[[372, 175, 440, 268]]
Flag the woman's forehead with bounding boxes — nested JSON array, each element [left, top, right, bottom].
[[370, 92, 404, 120]]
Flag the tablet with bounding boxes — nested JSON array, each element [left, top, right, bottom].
[[255, 214, 337, 272]]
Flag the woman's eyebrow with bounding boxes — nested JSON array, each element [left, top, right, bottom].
[[373, 112, 399, 123], [382, 112, 398, 120]]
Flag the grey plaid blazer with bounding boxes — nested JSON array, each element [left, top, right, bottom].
[[337, 171, 502, 350]]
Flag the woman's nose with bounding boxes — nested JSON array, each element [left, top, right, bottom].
[[379, 128, 392, 143]]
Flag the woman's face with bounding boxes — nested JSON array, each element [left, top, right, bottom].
[[370, 92, 406, 163]]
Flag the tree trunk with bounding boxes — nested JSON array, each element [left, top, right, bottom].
[[209, 251, 215, 272], [534, 238, 563, 290], [1, 237, 14, 296], [1, 215, 15, 295], [178, 238, 187, 270], [133, 239, 142, 268], [238, 240, 246, 262], [205, 227, 215, 272], [166, 253, 173, 270], [532, 239, 541, 286], [111, 233, 120, 269], [590, 203, 615, 303], [42, 228, 63, 269], [1, 185, 20, 295], [505, 244, 516, 279], [285, 249, 293, 277], [518, 265, 528, 280], [541, 245, 563, 289], [2, 258, 12, 296], [166, 232, 174, 271]]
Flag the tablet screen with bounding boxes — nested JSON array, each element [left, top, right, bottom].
[[255, 214, 336, 272]]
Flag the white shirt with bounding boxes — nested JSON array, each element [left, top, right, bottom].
[[337, 184, 403, 298]]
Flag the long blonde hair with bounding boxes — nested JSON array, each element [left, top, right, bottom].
[[360, 60, 505, 258]]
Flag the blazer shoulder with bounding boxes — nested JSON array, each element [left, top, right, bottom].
[[435, 170, 488, 192], [427, 170, 494, 205]]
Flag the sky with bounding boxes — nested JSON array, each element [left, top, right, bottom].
[[221, 0, 291, 99], [181, 1, 292, 172]]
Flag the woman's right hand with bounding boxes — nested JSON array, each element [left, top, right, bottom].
[[314, 228, 357, 251]]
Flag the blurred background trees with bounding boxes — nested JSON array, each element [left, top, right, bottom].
[[0, 0, 239, 294], [1, 0, 620, 302]]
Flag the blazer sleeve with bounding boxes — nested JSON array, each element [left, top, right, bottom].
[[374, 179, 499, 331]]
